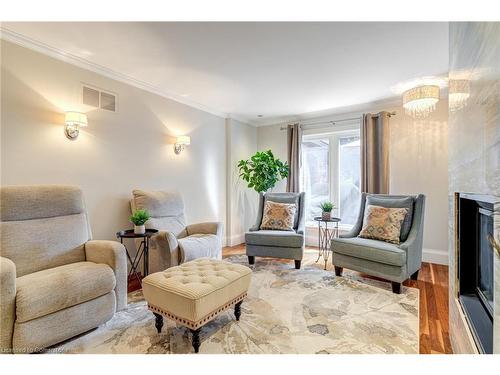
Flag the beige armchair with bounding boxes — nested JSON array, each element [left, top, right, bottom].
[[0, 185, 127, 353], [130, 190, 223, 273]]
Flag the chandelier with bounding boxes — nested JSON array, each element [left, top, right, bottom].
[[402, 85, 440, 118], [449, 79, 470, 112]]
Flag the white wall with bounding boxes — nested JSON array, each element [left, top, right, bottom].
[[1, 40, 226, 241], [226, 118, 258, 245], [388, 101, 449, 264], [256, 123, 288, 192], [257, 101, 449, 264]]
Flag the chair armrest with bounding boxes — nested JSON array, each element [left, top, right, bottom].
[[1, 256, 16, 353], [398, 225, 423, 254], [85, 240, 127, 311], [186, 222, 223, 239], [296, 219, 305, 235], [149, 230, 181, 268], [398, 226, 423, 274], [249, 224, 260, 232], [399, 194, 425, 275]]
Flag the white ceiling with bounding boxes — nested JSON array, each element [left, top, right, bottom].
[[1, 22, 449, 125]]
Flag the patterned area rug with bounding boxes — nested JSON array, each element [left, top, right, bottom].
[[52, 252, 419, 354]]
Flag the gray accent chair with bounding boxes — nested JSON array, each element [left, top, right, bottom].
[[0, 185, 127, 353], [130, 190, 223, 273], [245, 192, 305, 269], [331, 193, 425, 294]]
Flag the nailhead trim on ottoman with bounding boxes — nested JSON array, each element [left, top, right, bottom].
[[148, 292, 247, 330]]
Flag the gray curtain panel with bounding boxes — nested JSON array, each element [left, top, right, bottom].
[[286, 123, 301, 193], [361, 112, 390, 194]]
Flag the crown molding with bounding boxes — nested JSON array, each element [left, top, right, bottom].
[[253, 96, 403, 127], [0, 27, 228, 119], [226, 114, 259, 127]]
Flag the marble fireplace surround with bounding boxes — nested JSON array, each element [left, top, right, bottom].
[[448, 22, 500, 354]]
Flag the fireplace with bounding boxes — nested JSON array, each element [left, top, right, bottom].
[[457, 193, 497, 353]]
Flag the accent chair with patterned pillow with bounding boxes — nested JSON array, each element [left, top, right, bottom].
[[330, 193, 425, 294], [358, 205, 409, 244], [245, 192, 305, 269]]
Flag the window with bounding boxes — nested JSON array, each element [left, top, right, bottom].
[[338, 135, 361, 225], [301, 124, 361, 228], [302, 138, 330, 223]]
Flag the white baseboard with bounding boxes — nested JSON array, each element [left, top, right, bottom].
[[422, 248, 448, 265], [226, 234, 245, 247]]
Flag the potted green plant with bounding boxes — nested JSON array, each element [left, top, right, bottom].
[[319, 201, 335, 220], [129, 209, 151, 234], [238, 150, 289, 193]]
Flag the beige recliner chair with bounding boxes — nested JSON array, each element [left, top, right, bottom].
[[0, 185, 127, 353], [130, 190, 223, 273]]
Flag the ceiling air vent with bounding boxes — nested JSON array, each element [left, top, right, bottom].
[[82, 84, 117, 112]]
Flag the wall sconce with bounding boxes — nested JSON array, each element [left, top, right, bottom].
[[449, 79, 471, 112], [174, 136, 191, 154], [64, 111, 88, 140]]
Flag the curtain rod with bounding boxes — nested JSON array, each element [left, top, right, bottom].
[[279, 111, 396, 130]]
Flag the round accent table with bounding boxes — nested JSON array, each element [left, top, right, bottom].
[[116, 229, 158, 287], [313, 217, 341, 270]]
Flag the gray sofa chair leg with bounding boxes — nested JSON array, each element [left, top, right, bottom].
[[334, 266, 343, 276], [410, 270, 419, 280], [294, 260, 301, 269], [248, 256, 255, 265], [391, 282, 401, 294]]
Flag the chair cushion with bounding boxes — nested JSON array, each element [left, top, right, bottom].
[[331, 237, 406, 266], [359, 205, 409, 244], [245, 230, 304, 248], [260, 201, 296, 231], [366, 195, 414, 242], [178, 234, 221, 263], [142, 258, 252, 328], [15, 262, 116, 323]]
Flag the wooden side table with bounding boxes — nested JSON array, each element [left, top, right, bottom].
[[116, 229, 158, 290], [313, 217, 341, 270]]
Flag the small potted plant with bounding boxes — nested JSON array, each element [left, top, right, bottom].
[[129, 209, 151, 234], [319, 201, 335, 220]]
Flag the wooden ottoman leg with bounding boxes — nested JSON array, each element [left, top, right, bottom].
[[234, 301, 243, 321], [190, 328, 201, 353], [154, 313, 164, 333]]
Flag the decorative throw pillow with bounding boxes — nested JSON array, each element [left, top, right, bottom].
[[365, 195, 414, 242], [358, 205, 409, 244], [260, 201, 297, 231]]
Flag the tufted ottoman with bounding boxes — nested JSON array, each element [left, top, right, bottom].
[[142, 257, 252, 353]]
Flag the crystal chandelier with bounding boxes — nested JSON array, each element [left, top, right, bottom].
[[449, 79, 470, 112], [402, 85, 440, 118]]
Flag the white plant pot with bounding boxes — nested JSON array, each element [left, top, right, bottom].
[[134, 225, 146, 234]]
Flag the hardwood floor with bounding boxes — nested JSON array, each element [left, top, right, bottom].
[[223, 244, 453, 354]]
